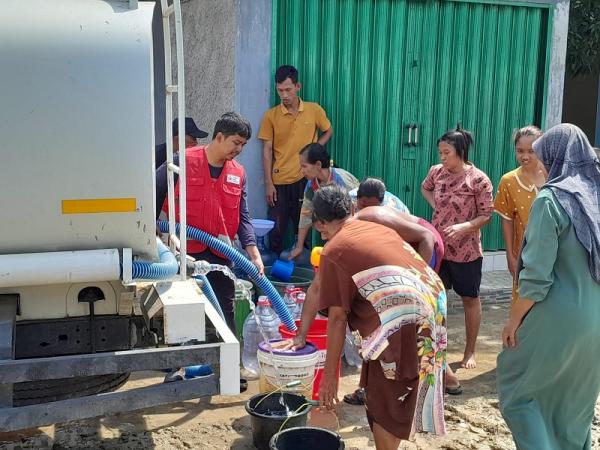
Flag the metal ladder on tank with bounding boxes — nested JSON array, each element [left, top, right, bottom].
[[161, 0, 187, 280]]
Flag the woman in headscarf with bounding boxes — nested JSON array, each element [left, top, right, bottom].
[[497, 124, 600, 450]]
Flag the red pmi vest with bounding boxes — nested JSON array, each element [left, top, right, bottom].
[[163, 146, 245, 255]]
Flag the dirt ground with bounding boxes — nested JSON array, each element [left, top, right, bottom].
[[1, 303, 598, 449]]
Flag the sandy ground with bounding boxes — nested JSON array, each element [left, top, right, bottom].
[[0, 303, 598, 450]]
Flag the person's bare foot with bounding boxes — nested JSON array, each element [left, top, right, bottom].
[[461, 354, 476, 369]]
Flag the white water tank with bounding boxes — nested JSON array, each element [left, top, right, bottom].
[[0, 0, 164, 260]]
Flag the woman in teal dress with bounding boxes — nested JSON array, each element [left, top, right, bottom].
[[497, 123, 600, 450]]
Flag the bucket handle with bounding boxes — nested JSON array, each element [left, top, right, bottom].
[[275, 402, 312, 434]]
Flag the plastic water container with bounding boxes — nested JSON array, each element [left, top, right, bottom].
[[343, 329, 363, 368], [294, 293, 306, 321], [234, 279, 255, 340], [282, 286, 299, 317], [280, 319, 340, 400], [242, 296, 282, 375], [258, 339, 319, 399]]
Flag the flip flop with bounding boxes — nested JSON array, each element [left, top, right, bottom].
[[343, 388, 365, 405], [445, 384, 463, 395]]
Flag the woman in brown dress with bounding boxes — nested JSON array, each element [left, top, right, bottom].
[[279, 185, 447, 449]]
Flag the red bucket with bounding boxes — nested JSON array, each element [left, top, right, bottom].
[[279, 318, 341, 400]]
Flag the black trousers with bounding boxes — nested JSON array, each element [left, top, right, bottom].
[[190, 250, 235, 332], [267, 178, 307, 254]]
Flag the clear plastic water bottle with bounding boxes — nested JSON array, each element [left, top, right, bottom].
[[343, 328, 363, 368], [242, 296, 282, 375], [294, 292, 306, 321], [283, 285, 297, 315]]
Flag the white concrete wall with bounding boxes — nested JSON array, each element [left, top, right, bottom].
[[234, 0, 271, 221], [170, 0, 269, 220], [502, 0, 570, 128], [545, 0, 570, 128], [176, 0, 237, 140]]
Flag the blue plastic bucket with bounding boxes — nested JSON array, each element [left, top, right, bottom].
[[270, 259, 295, 282]]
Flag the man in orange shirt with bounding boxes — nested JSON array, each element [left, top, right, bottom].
[[259, 65, 333, 254]]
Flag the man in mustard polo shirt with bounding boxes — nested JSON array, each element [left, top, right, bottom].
[[259, 65, 333, 254]]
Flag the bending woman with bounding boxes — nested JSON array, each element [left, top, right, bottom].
[[289, 143, 358, 260], [282, 185, 447, 449]]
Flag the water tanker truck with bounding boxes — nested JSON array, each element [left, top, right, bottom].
[[0, 0, 244, 431]]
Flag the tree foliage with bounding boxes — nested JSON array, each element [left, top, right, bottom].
[[567, 0, 600, 76]]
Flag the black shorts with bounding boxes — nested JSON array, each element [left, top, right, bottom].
[[439, 258, 483, 298]]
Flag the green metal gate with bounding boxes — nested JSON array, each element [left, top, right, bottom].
[[272, 0, 553, 250]]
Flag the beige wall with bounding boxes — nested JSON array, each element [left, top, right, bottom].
[[170, 0, 237, 143], [562, 72, 599, 144]]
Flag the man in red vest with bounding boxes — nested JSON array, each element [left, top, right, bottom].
[[159, 112, 263, 331]]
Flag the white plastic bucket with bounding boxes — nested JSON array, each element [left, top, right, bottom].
[[258, 340, 319, 397]]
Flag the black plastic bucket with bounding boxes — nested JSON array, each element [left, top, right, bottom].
[[260, 266, 315, 296], [245, 392, 311, 450], [269, 427, 345, 450]]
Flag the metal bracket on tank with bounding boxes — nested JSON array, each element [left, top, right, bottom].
[[141, 280, 206, 344], [0, 295, 18, 407], [121, 248, 133, 285]]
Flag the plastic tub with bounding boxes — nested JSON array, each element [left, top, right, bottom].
[[280, 319, 340, 400], [246, 392, 310, 450], [258, 340, 319, 399], [270, 427, 344, 450]]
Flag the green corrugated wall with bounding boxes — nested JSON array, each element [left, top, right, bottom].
[[272, 0, 552, 250]]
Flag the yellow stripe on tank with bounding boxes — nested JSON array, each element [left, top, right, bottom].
[[62, 198, 137, 214]]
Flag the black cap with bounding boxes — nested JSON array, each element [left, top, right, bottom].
[[173, 117, 208, 139]]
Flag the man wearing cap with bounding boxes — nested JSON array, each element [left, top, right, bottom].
[[157, 112, 263, 332], [259, 65, 333, 255], [155, 117, 208, 169]]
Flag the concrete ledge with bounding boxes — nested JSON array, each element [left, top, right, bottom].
[[482, 251, 509, 272]]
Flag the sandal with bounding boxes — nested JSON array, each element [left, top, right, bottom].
[[445, 384, 463, 395], [343, 388, 365, 405]]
